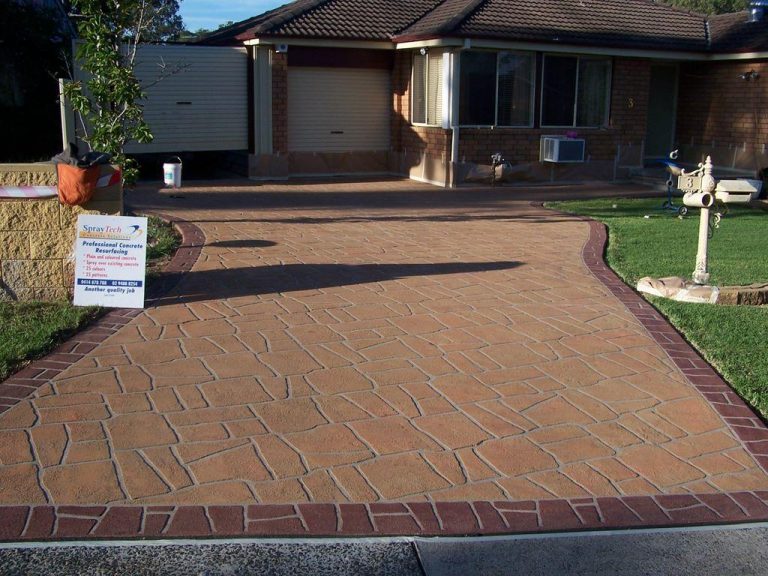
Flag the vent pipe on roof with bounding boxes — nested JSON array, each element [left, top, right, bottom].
[[748, 0, 768, 22]]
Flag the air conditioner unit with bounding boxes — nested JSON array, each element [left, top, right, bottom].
[[540, 136, 586, 163]]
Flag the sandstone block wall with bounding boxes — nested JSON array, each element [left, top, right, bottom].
[[0, 163, 123, 302]]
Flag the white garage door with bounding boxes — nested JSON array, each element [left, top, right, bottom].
[[124, 45, 248, 153], [288, 67, 391, 152]]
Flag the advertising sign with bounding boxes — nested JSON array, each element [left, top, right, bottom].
[[73, 214, 148, 308]]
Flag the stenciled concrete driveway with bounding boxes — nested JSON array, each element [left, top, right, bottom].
[[1, 179, 768, 538]]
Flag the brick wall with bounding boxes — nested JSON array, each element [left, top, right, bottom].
[[677, 61, 768, 151], [272, 51, 288, 154], [0, 164, 123, 301], [392, 51, 451, 159]]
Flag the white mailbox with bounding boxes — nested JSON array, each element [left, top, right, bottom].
[[715, 179, 762, 204]]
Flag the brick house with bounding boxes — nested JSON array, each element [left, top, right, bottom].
[[196, 0, 768, 187]]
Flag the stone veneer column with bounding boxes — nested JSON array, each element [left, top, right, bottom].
[[0, 163, 122, 301]]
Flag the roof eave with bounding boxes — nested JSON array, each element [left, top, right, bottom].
[[394, 33, 708, 56], [241, 35, 396, 50]]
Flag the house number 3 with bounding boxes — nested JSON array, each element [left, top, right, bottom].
[[627, 97, 635, 109]]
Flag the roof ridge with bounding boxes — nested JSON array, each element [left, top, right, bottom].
[[434, 0, 489, 35], [194, 0, 310, 43], [253, 0, 334, 34], [639, 0, 708, 18], [708, 9, 749, 21], [393, 0, 452, 36]]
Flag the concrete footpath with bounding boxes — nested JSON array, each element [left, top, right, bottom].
[[1, 523, 766, 575]]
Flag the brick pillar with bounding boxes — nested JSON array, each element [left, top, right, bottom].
[[391, 51, 411, 153], [272, 52, 288, 154]]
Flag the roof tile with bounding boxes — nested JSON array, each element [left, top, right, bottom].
[[399, 0, 708, 51], [198, 0, 768, 54], [709, 11, 768, 52]]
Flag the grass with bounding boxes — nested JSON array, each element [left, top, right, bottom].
[[548, 197, 768, 419], [0, 302, 100, 381], [0, 215, 181, 381]]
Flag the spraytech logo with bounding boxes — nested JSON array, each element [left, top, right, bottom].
[[78, 224, 143, 240]]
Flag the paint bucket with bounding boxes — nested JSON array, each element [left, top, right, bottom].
[[163, 156, 182, 188]]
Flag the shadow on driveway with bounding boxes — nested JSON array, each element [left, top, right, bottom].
[[153, 261, 523, 305], [207, 239, 279, 248]]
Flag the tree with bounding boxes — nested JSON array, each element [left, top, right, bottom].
[[661, 0, 748, 15], [143, 0, 184, 41], [64, 0, 178, 184], [0, 2, 71, 161]]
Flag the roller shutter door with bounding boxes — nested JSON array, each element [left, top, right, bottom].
[[122, 45, 248, 153], [287, 67, 391, 152]]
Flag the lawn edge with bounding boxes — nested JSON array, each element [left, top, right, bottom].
[[0, 212, 204, 414]]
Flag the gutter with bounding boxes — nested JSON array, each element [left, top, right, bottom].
[[395, 36, 768, 61]]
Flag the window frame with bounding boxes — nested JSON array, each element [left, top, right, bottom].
[[540, 54, 612, 129], [457, 49, 536, 129], [410, 50, 443, 128]]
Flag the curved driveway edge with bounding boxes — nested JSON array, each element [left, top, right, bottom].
[[0, 214, 204, 416], [579, 218, 768, 472]]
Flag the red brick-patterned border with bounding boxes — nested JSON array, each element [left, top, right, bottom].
[[0, 212, 204, 416], [2, 206, 768, 542], [1, 492, 768, 541], [578, 215, 768, 474]]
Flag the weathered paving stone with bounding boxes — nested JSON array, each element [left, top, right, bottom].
[[42, 461, 123, 503], [107, 413, 178, 450]]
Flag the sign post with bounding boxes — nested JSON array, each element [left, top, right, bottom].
[[73, 214, 148, 308]]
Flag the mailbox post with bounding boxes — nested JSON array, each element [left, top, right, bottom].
[[679, 156, 717, 285], [637, 154, 754, 304]]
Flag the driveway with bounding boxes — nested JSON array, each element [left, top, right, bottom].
[[1, 179, 767, 538]]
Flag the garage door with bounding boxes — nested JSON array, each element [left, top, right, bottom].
[[287, 67, 391, 152], [124, 45, 247, 153]]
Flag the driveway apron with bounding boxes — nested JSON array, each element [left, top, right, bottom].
[[1, 180, 767, 537]]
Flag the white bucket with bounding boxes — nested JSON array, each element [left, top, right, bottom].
[[163, 156, 182, 188]]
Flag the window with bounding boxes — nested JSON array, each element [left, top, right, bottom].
[[498, 53, 534, 127], [459, 50, 534, 127], [412, 51, 443, 126], [459, 51, 496, 125], [541, 55, 611, 127]]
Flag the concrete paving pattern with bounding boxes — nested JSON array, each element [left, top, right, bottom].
[[0, 180, 766, 528]]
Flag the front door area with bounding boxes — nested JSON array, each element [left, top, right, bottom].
[[645, 64, 679, 161]]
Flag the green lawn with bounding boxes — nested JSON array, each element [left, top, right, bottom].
[[0, 215, 180, 381], [0, 302, 100, 380], [549, 198, 768, 419]]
